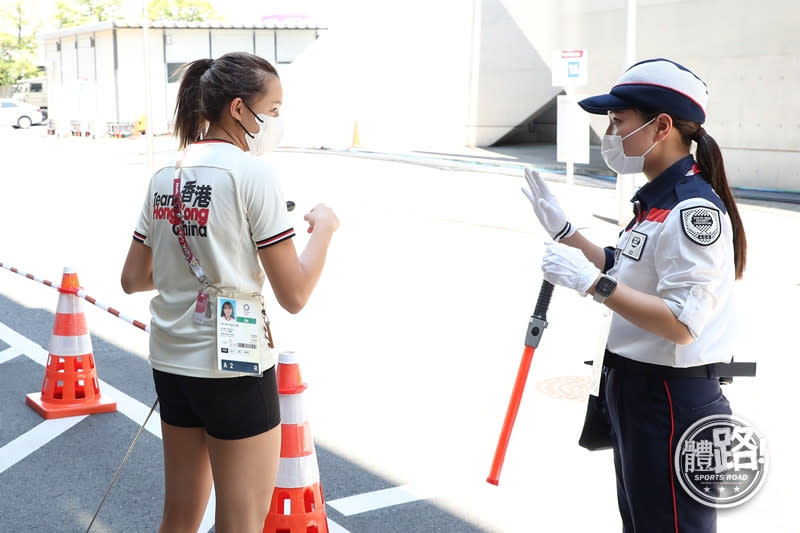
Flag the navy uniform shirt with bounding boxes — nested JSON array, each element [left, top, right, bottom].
[[604, 155, 737, 367]]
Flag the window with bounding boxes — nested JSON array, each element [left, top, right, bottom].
[[167, 62, 186, 83], [30, 83, 43, 92]]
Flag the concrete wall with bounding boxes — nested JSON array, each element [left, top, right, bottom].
[[279, 0, 800, 190], [489, 0, 800, 189], [466, 0, 563, 147]]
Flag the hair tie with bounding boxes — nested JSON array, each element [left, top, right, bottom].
[[692, 127, 707, 142]]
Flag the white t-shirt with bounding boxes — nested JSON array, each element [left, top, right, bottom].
[[133, 140, 294, 378]]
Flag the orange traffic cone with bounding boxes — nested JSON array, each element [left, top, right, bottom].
[[25, 267, 116, 419], [348, 120, 361, 150], [264, 351, 329, 533]]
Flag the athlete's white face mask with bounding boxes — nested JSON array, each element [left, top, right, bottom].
[[601, 117, 657, 174], [239, 102, 284, 156]]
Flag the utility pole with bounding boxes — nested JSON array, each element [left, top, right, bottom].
[[142, 0, 154, 171], [616, 0, 638, 228]]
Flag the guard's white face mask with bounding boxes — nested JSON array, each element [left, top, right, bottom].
[[601, 117, 657, 174], [239, 103, 284, 156]]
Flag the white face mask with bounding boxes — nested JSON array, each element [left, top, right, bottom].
[[239, 104, 284, 156], [601, 117, 657, 174]]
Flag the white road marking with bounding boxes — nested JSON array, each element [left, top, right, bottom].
[[327, 483, 438, 516], [328, 518, 353, 532], [0, 346, 22, 364], [0, 321, 352, 533], [0, 321, 48, 365], [0, 415, 87, 474]]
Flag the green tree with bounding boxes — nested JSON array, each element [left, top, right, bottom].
[[0, 0, 40, 86], [147, 0, 219, 22], [54, 0, 122, 28]]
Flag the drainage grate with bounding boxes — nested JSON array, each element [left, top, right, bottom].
[[535, 376, 591, 400]]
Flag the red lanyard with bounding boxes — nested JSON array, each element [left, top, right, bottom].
[[171, 155, 210, 288]]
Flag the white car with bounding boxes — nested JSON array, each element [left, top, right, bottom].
[[0, 98, 43, 129]]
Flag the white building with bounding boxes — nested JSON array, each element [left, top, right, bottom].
[[40, 20, 323, 137]]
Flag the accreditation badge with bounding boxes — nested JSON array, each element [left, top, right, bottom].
[[216, 296, 263, 375]]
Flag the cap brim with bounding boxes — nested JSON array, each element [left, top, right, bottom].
[[577, 94, 631, 115]]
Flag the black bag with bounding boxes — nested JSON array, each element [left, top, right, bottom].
[[578, 368, 613, 451]]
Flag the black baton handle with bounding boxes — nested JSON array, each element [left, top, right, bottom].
[[533, 280, 554, 322], [525, 280, 553, 349]]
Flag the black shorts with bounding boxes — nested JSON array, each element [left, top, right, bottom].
[[152, 366, 281, 440]]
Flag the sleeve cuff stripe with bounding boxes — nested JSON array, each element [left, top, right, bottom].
[[133, 231, 146, 243], [256, 229, 295, 249]]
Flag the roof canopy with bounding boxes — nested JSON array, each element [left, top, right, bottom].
[[40, 19, 326, 40]]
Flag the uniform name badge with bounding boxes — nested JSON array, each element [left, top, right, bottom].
[[216, 296, 263, 375], [622, 230, 647, 261]]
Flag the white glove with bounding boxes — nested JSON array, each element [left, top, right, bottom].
[[521, 168, 576, 241], [542, 243, 600, 295]]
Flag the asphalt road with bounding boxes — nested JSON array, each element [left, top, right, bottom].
[[1, 125, 797, 532]]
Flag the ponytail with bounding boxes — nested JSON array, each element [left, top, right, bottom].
[[173, 58, 214, 149], [172, 52, 279, 150], [673, 119, 747, 279]]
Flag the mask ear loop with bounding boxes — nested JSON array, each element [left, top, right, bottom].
[[237, 120, 256, 139], [620, 116, 657, 141], [241, 100, 264, 124], [236, 99, 264, 138]]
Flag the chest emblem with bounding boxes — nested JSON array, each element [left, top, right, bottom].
[[680, 207, 721, 246], [622, 230, 647, 260]]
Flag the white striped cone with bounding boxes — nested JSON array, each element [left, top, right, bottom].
[[277, 383, 321, 489], [25, 267, 116, 419], [264, 351, 329, 533], [49, 279, 93, 358]]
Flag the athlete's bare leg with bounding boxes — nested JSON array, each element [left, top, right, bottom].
[[158, 423, 213, 533], [207, 425, 281, 533]]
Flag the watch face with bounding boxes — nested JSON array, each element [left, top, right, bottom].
[[596, 276, 616, 296]]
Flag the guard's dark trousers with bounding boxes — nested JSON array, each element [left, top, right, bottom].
[[606, 368, 730, 532]]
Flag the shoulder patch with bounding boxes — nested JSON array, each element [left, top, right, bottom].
[[680, 206, 721, 246]]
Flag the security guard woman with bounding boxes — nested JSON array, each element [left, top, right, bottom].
[[522, 58, 747, 532]]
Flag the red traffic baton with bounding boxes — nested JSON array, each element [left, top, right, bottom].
[[487, 280, 554, 485]]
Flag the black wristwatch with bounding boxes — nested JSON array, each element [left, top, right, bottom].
[[593, 275, 617, 303]]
